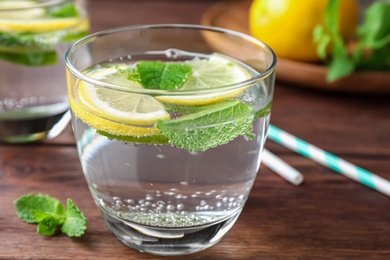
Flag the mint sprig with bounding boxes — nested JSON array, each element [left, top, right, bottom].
[[14, 194, 86, 237], [314, 0, 390, 82], [120, 61, 192, 90]]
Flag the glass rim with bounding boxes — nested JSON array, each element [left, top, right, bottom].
[[65, 24, 277, 95], [0, 0, 73, 11]]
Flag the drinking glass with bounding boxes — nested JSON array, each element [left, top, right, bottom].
[[65, 24, 276, 256], [0, 0, 89, 143]]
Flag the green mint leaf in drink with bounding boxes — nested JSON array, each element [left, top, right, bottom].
[[160, 63, 192, 90], [14, 194, 86, 237], [48, 3, 79, 18], [61, 199, 87, 237], [0, 50, 57, 66], [157, 99, 254, 152], [15, 194, 66, 223], [136, 61, 165, 89], [126, 61, 192, 90]]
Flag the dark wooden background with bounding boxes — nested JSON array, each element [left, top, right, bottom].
[[1, 0, 389, 259]]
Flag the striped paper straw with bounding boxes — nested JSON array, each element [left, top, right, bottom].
[[262, 149, 304, 186], [268, 125, 390, 197]]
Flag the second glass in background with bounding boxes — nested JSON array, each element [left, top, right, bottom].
[[0, 0, 89, 142]]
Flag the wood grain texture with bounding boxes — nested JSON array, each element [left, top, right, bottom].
[[1, 0, 390, 259]]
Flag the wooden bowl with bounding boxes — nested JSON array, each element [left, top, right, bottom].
[[201, 0, 390, 94]]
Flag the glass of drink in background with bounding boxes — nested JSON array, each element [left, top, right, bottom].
[[0, 0, 89, 143], [65, 24, 276, 255]]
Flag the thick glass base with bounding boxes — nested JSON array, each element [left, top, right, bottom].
[[102, 210, 241, 256]]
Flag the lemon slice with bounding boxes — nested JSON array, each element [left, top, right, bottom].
[[156, 54, 252, 106], [70, 65, 170, 137], [0, 1, 45, 19], [0, 1, 83, 33]]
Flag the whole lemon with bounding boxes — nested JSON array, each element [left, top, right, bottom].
[[249, 0, 359, 62]]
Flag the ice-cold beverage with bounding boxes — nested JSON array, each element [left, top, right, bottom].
[[0, 0, 88, 142], [66, 25, 276, 255]]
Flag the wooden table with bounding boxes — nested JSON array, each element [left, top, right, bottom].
[[1, 0, 389, 259]]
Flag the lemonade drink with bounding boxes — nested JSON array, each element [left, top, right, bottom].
[[0, 0, 88, 142], [66, 25, 276, 255]]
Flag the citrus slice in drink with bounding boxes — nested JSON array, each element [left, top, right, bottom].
[[69, 65, 171, 137], [156, 53, 252, 105], [0, 0, 85, 33]]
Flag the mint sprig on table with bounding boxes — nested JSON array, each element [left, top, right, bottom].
[[314, 0, 390, 82], [14, 194, 86, 237]]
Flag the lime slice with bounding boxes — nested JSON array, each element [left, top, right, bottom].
[[70, 65, 170, 137], [156, 53, 252, 105]]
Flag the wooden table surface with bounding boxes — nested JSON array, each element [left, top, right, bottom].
[[1, 0, 389, 259]]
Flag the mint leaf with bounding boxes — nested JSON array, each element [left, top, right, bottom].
[[315, 0, 355, 82], [358, 1, 390, 50], [34, 212, 62, 236], [0, 31, 55, 49], [160, 63, 192, 90], [0, 32, 58, 66], [14, 194, 86, 237], [15, 194, 66, 223], [125, 61, 192, 90], [156, 99, 254, 152], [61, 199, 87, 237], [354, 1, 390, 71], [136, 61, 165, 89], [48, 3, 79, 18], [315, 0, 390, 81], [0, 50, 57, 66]]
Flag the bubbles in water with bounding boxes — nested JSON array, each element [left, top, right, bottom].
[[166, 204, 175, 211], [165, 48, 182, 59], [157, 201, 165, 206]]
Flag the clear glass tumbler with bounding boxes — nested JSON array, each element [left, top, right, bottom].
[[65, 24, 276, 256], [0, 0, 89, 143]]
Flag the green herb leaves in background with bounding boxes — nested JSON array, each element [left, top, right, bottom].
[[314, 0, 390, 82], [15, 194, 86, 237]]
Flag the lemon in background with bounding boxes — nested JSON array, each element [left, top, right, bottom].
[[249, 0, 359, 62]]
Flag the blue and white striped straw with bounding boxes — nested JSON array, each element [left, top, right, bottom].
[[268, 125, 390, 197], [262, 149, 304, 186]]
